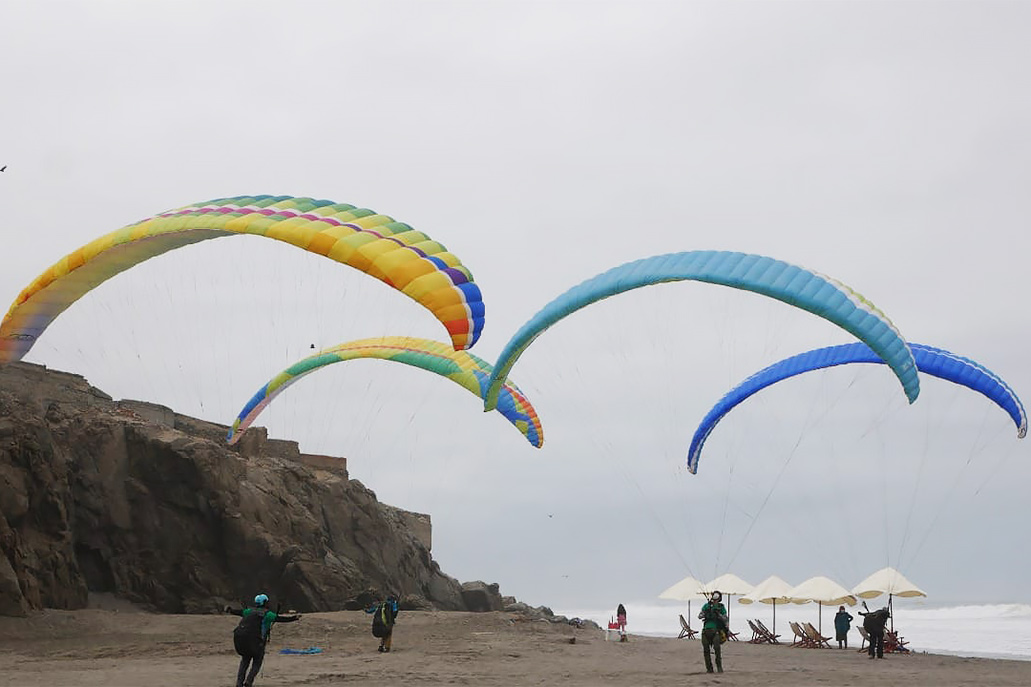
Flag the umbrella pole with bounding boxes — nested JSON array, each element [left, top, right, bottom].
[[889, 593, 894, 634], [772, 600, 777, 637], [818, 601, 822, 635]]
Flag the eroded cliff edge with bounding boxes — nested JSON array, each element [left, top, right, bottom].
[[0, 362, 499, 617]]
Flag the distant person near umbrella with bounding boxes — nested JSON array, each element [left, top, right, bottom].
[[616, 603, 628, 641], [225, 593, 301, 687], [698, 591, 728, 673], [859, 603, 891, 659], [834, 605, 854, 648]]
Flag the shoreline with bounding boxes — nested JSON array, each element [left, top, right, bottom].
[[628, 631, 1031, 663], [3, 607, 1031, 686], [559, 600, 1031, 663]]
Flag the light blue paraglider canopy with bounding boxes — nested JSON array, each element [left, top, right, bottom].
[[687, 342, 1026, 474], [484, 251, 919, 411]]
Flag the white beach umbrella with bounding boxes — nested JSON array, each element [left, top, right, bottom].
[[787, 576, 857, 634], [659, 575, 706, 601], [701, 573, 754, 596], [852, 567, 926, 599], [702, 573, 754, 626], [738, 575, 793, 637], [658, 575, 706, 627], [852, 566, 926, 633]]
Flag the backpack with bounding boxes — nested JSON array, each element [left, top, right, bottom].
[[234, 609, 266, 653], [371, 603, 393, 638], [863, 609, 889, 633]]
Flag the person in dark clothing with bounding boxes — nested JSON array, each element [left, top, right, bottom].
[[225, 593, 301, 687], [365, 595, 400, 653], [858, 606, 891, 659], [616, 603, 628, 641], [834, 606, 854, 649], [698, 591, 728, 673]]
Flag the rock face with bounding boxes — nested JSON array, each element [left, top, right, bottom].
[[0, 362, 483, 616], [461, 580, 505, 612]]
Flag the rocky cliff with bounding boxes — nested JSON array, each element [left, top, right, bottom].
[[0, 362, 502, 617]]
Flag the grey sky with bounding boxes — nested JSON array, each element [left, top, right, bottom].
[[2, 1, 1028, 610]]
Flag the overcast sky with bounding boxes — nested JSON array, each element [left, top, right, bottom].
[[2, 1, 1029, 612]]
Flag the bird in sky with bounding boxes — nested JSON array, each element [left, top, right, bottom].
[[0, 166, 6, 172]]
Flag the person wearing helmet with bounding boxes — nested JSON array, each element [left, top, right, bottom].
[[698, 591, 728, 673], [224, 593, 301, 687]]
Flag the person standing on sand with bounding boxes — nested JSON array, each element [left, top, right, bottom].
[[225, 593, 301, 687], [616, 603, 628, 642], [698, 591, 728, 673], [858, 605, 890, 659], [366, 595, 401, 653], [834, 605, 854, 649]]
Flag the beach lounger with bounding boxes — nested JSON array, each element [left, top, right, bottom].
[[803, 622, 832, 648], [788, 621, 811, 648], [747, 619, 765, 643], [678, 614, 698, 640], [726, 627, 741, 641], [856, 626, 908, 654], [756, 619, 781, 644], [885, 630, 911, 654]]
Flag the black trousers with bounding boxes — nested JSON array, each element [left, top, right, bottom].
[[868, 629, 885, 658], [235, 639, 265, 687]]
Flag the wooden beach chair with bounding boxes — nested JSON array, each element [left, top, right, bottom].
[[756, 619, 781, 644], [857, 626, 869, 651], [747, 619, 765, 643], [726, 627, 741, 641], [803, 622, 832, 648], [885, 629, 911, 654], [678, 614, 697, 640], [788, 621, 811, 647]]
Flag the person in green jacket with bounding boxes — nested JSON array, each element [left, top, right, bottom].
[[698, 590, 728, 673], [225, 593, 301, 687]]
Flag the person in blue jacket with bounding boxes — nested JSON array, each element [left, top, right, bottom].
[[366, 595, 401, 653]]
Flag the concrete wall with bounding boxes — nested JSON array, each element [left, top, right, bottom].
[[117, 400, 175, 427], [293, 453, 348, 477]]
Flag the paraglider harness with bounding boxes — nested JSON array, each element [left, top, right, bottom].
[[233, 600, 281, 655], [701, 595, 729, 641], [371, 600, 397, 638]]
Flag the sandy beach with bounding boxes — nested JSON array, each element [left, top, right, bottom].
[[1, 606, 1029, 687]]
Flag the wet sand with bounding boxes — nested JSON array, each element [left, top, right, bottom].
[[1, 607, 1029, 686]]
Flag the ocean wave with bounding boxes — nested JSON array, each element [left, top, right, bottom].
[[904, 603, 1031, 620]]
